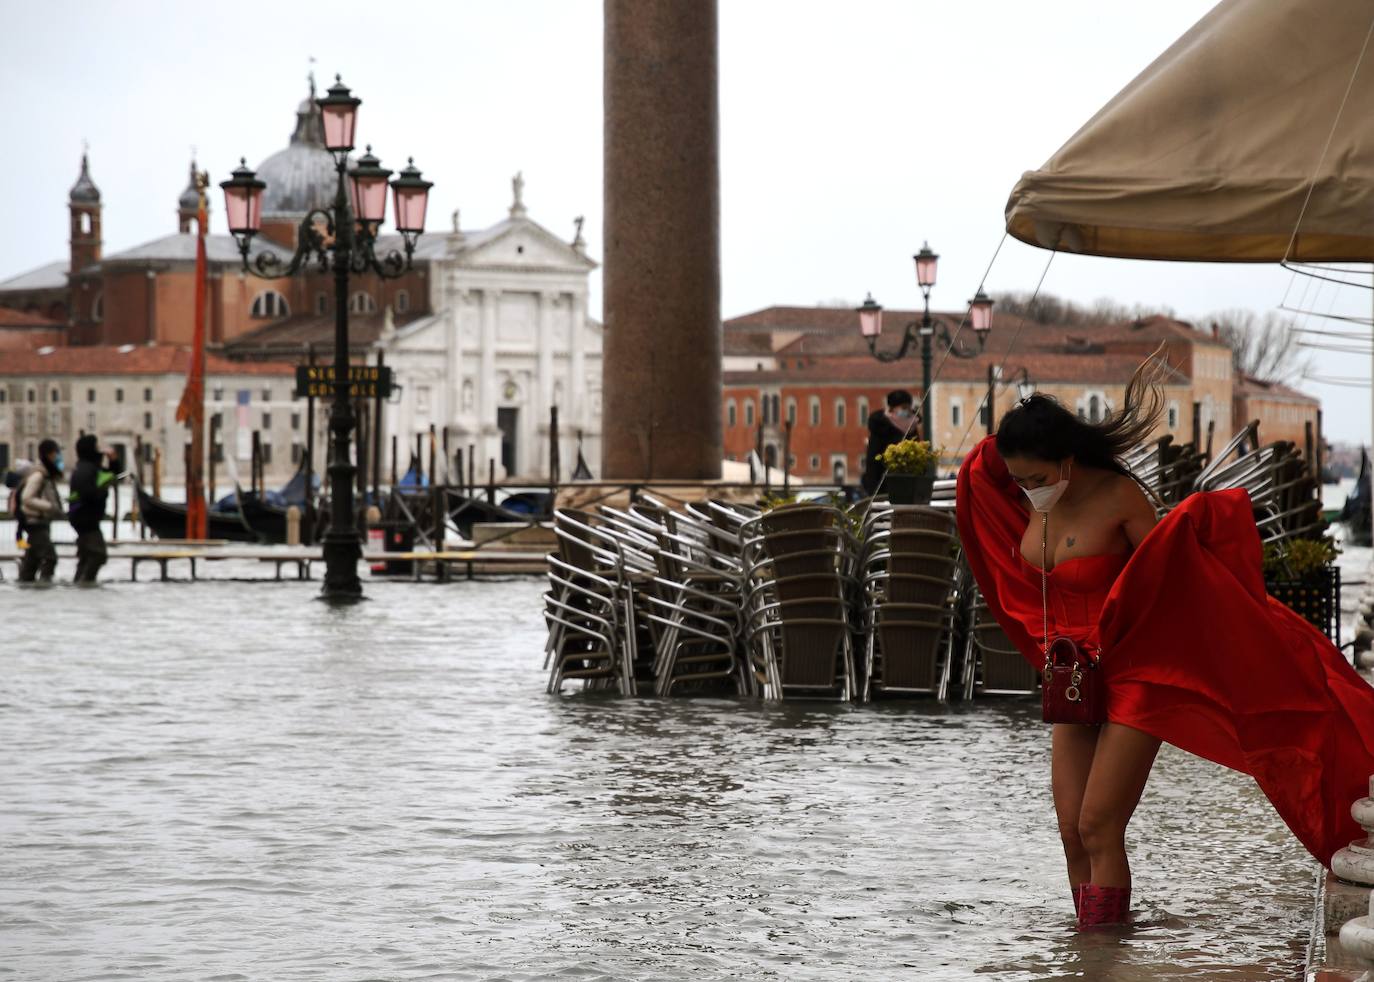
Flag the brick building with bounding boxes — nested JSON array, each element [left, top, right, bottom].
[[1233, 373, 1321, 452], [0, 308, 66, 352], [724, 305, 1303, 483]]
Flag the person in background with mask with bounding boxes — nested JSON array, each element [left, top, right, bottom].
[[861, 389, 919, 495], [68, 434, 118, 584], [17, 438, 63, 582]]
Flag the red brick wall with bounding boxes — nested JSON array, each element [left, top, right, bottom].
[[724, 382, 895, 482]]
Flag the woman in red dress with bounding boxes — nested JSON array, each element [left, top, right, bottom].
[[956, 357, 1374, 931]]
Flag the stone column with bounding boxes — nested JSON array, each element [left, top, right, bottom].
[[480, 289, 498, 469], [538, 290, 555, 423], [602, 0, 721, 480]]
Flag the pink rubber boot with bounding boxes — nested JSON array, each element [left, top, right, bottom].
[[1077, 883, 1130, 929], [1072, 884, 1083, 917]]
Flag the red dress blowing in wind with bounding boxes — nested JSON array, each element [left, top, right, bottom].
[[956, 434, 1374, 868]]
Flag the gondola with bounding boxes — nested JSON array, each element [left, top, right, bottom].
[[135, 459, 318, 544], [134, 478, 265, 543], [442, 488, 535, 539], [1339, 448, 1371, 547]]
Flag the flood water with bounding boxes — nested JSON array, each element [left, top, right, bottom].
[[0, 573, 1331, 981]]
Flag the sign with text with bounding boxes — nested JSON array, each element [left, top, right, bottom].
[[294, 365, 394, 400]]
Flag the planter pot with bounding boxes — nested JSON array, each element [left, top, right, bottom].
[[1266, 564, 1340, 644], [886, 470, 935, 505]]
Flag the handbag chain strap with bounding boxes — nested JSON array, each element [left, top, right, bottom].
[[1041, 512, 1050, 672]]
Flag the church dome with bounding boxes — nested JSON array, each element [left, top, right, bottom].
[[255, 83, 340, 218], [69, 153, 100, 204], [177, 160, 201, 214]]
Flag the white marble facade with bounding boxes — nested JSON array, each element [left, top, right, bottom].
[[376, 190, 601, 483]]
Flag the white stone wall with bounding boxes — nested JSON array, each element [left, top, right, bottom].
[[378, 218, 602, 483], [0, 372, 307, 489]]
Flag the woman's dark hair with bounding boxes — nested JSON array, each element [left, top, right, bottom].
[[886, 389, 914, 408], [995, 344, 1171, 484]]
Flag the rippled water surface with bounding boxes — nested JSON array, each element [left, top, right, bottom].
[[1, 576, 1317, 981]]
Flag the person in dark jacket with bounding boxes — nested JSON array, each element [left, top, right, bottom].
[[861, 389, 919, 495], [18, 439, 63, 582], [68, 434, 117, 583]]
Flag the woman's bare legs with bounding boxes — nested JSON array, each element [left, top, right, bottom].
[[1077, 722, 1161, 887], [1050, 723, 1099, 891]]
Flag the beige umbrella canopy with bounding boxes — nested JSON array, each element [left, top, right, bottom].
[[1006, 0, 1374, 262]]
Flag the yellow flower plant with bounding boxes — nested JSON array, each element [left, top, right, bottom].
[[877, 438, 943, 475]]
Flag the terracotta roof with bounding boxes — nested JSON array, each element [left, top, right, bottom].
[[221, 310, 428, 354], [723, 329, 778, 356], [1233, 373, 1319, 404], [724, 351, 1189, 387], [0, 345, 294, 377], [0, 307, 64, 327]]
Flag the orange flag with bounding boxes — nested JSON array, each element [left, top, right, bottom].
[[175, 173, 209, 540]]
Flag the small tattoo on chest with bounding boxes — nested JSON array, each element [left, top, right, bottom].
[[1066, 536, 1076, 547]]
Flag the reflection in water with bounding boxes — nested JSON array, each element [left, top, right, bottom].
[[0, 577, 1310, 980]]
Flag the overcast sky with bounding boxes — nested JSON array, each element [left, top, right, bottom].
[[3, 0, 1370, 443]]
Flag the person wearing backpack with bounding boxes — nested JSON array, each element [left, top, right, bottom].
[[18, 439, 62, 582], [5, 460, 35, 546], [68, 434, 117, 583]]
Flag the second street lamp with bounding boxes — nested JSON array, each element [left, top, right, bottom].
[[855, 243, 994, 442], [221, 75, 432, 604], [985, 365, 1036, 436]]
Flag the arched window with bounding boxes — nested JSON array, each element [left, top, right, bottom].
[[785, 398, 797, 426], [835, 399, 846, 428], [809, 396, 821, 427], [745, 400, 755, 427], [315, 293, 328, 315], [91, 293, 103, 322], [857, 397, 869, 423], [395, 289, 410, 313], [1088, 394, 1101, 422], [769, 394, 780, 425], [1167, 401, 1179, 429], [764, 445, 777, 467], [80, 213, 91, 234], [726, 400, 737, 427], [250, 290, 290, 319], [350, 291, 377, 314], [950, 398, 962, 428]]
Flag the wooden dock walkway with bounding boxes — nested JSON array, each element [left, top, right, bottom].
[[0, 542, 548, 582]]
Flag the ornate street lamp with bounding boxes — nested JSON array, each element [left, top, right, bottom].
[[855, 242, 991, 441], [985, 365, 1036, 436], [221, 75, 432, 604]]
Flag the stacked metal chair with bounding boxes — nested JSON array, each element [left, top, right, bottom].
[[545, 497, 758, 698], [544, 508, 641, 695], [958, 581, 1039, 700], [631, 499, 750, 696], [858, 502, 964, 701], [1195, 421, 1324, 544], [1123, 435, 1208, 509], [740, 503, 859, 700]]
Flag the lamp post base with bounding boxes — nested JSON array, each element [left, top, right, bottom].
[[320, 533, 364, 604]]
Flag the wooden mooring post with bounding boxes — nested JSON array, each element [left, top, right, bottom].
[[371, 350, 384, 502]]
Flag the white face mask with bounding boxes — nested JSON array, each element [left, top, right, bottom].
[[1023, 459, 1071, 513]]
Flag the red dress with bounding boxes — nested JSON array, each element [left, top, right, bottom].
[[956, 434, 1374, 868]]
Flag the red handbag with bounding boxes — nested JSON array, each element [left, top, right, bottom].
[[1037, 514, 1107, 725]]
